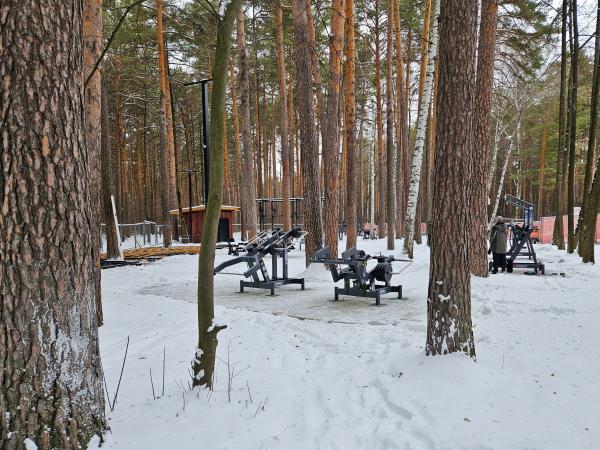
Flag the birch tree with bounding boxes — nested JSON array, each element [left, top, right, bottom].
[[403, 0, 440, 258]]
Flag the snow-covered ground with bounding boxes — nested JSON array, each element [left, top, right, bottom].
[[96, 238, 600, 450]]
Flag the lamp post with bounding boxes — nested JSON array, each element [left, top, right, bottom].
[[183, 78, 212, 203]]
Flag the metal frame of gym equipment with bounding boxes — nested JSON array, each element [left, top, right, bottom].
[[214, 228, 306, 295], [256, 198, 304, 231], [491, 194, 545, 275], [312, 247, 404, 306]]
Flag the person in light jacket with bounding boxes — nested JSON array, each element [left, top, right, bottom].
[[489, 216, 508, 274]]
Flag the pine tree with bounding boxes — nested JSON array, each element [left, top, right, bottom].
[[344, 0, 358, 249], [237, 11, 259, 239], [1, 1, 106, 445], [426, 0, 478, 358], [469, 0, 498, 276], [293, 0, 324, 263]]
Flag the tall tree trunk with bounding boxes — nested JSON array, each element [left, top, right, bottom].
[[385, 0, 396, 250], [84, 0, 104, 324], [322, 0, 345, 257], [537, 129, 547, 216], [237, 11, 259, 239], [113, 60, 124, 222], [375, 0, 385, 233], [567, 0, 579, 253], [554, 0, 568, 249], [158, 90, 173, 247], [578, 0, 600, 262], [229, 58, 245, 236], [102, 80, 121, 260], [1, 1, 106, 445], [306, 0, 325, 153], [404, 0, 440, 258], [426, 0, 477, 358], [416, 0, 433, 122], [426, 63, 439, 231], [156, 0, 173, 246], [276, 2, 292, 230], [393, 0, 408, 237], [293, 0, 324, 263], [583, 1, 600, 201], [468, 0, 498, 276], [489, 123, 518, 228], [192, 0, 243, 389], [344, 0, 358, 249], [156, 0, 177, 210]]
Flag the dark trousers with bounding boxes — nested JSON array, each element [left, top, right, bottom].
[[492, 252, 507, 272]]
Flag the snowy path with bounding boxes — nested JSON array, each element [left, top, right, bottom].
[[98, 240, 600, 450]]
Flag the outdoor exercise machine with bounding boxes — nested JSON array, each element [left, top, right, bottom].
[[214, 227, 306, 295], [311, 247, 408, 306], [490, 194, 545, 275]]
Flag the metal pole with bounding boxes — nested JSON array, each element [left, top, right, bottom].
[[201, 81, 210, 204], [182, 78, 212, 205], [188, 171, 193, 214]]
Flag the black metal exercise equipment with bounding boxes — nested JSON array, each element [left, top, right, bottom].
[[311, 246, 404, 306], [489, 194, 545, 275], [214, 228, 306, 295]]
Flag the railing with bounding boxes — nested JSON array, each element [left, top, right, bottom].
[[100, 221, 163, 252]]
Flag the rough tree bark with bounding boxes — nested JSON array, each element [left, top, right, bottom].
[[293, 0, 324, 263], [322, 0, 345, 257], [156, 0, 173, 246], [404, 0, 440, 258], [344, 0, 358, 249], [385, 0, 397, 250], [578, 0, 600, 262], [236, 11, 258, 239], [306, 1, 325, 154], [582, 0, 600, 201], [393, 0, 408, 237], [276, 2, 292, 231], [567, 0, 579, 253], [375, 0, 385, 232], [554, 0, 568, 249], [84, 0, 104, 325], [469, 0, 498, 276], [156, 0, 177, 210], [192, 0, 243, 389], [0, 1, 106, 446], [426, 0, 478, 358], [113, 59, 124, 221], [101, 79, 121, 260], [229, 58, 245, 237]]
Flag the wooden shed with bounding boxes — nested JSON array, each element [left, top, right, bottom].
[[169, 205, 240, 243]]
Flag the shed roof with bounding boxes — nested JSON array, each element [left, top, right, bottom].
[[169, 205, 240, 216]]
